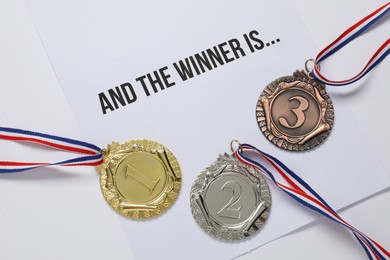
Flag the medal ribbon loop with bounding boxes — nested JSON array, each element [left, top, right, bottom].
[[0, 126, 103, 173], [235, 143, 389, 260], [312, 2, 390, 86]]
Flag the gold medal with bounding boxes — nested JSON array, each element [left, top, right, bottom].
[[0, 127, 182, 219], [98, 139, 182, 219]]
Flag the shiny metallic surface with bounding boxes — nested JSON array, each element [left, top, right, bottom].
[[190, 153, 271, 241], [98, 139, 181, 219], [256, 70, 334, 151]]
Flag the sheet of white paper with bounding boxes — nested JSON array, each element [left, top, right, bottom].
[[25, 0, 390, 259]]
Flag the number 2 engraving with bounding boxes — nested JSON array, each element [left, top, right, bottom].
[[279, 96, 309, 129], [217, 181, 242, 219]]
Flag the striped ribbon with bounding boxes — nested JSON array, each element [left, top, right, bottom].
[[312, 2, 390, 86], [0, 126, 103, 173], [235, 143, 389, 260]]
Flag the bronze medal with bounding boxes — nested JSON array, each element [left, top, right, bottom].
[[256, 70, 334, 151], [98, 139, 182, 219]]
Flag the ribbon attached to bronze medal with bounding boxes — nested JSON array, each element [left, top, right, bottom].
[[257, 2, 390, 151]]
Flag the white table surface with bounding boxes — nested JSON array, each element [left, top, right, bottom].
[[0, 0, 388, 259]]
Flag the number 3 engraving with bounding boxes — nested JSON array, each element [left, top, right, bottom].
[[279, 96, 309, 129], [217, 181, 242, 219]]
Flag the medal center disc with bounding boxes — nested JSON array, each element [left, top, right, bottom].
[[204, 173, 257, 227], [270, 88, 320, 137], [115, 152, 167, 204]]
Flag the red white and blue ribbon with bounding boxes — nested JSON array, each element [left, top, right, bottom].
[[0, 126, 103, 173], [235, 143, 390, 260], [312, 2, 390, 86]]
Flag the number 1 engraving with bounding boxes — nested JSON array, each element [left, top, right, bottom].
[[279, 96, 309, 129], [217, 181, 242, 219], [125, 164, 160, 193]]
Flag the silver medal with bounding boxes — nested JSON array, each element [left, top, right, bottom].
[[190, 153, 271, 241]]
